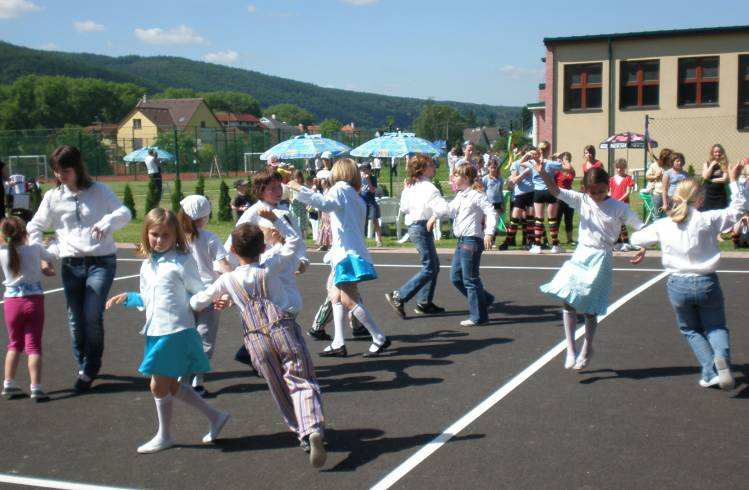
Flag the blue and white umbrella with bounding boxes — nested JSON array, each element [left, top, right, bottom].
[[259, 134, 350, 160], [123, 146, 175, 163], [350, 132, 443, 158]]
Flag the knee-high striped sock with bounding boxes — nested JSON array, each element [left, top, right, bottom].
[[534, 219, 545, 245], [549, 219, 559, 246], [505, 218, 520, 245]]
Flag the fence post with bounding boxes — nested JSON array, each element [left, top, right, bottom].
[[173, 127, 180, 179], [642, 114, 650, 189]]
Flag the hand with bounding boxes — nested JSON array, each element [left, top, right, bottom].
[[484, 234, 493, 250], [90, 224, 108, 241], [729, 159, 745, 182], [41, 260, 55, 277], [295, 260, 308, 275], [426, 216, 437, 232], [257, 209, 277, 222], [105, 293, 128, 310], [213, 294, 232, 311], [630, 247, 646, 264]]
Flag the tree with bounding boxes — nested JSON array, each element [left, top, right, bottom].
[[262, 103, 316, 126], [144, 177, 160, 215], [202, 91, 261, 116], [123, 183, 136, 219], [318, 119, 342, 136], [155, 131, 195, 168], [154, 87, 198, 99], [170, 178, 184, 213], [520, 107, 532, 133], [386, 116, 395, 131], [486, 113, 497, 127], [412, 104, 466, 144], [464, 109, 478, 128], [194, 174, 206, 196], [218, 180, 232, 222]]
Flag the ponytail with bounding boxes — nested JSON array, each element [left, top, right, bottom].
[[668, 178, 702, 224], [1, 217, 27, 276]]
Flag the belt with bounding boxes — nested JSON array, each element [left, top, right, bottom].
[[62, 254, 116, 265]]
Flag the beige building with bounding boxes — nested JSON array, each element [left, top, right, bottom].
[[531, 25, 749, 174]]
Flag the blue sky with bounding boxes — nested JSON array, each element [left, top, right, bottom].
[[1, 0, 746, 107]]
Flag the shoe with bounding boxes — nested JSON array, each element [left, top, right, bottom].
[[375, 240, 383, 248], [73, 375, 93, 393], [2, 386, 24, 400], [300, 438, 311, 453], [485, 293, 495, 312], [137, 435, 175, 454], [319, 345, 347, 357], [573, 347, 593, 370], [234, 345, 252, 366], [460, 319, 486, 327], [385, 291, 406, 319], [193, 385, 209, 398], [529, 245, 542, 254], [564, 354, 577, 370], [698, 376, 720, 388], [203, 411, 231, 443], [363, 338, 391, 358], [550, 245, 563, 254], [498, 242, 510, 251], [413, 303, 446, 315], [714, 357, 735, 390], [308, 431, 327, 468], [30, 388, 50, 402], [307, 328, 332, 341]]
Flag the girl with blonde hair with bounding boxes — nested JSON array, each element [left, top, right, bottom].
[[701, 143, 729, 211], [631, 161, 747, 390]]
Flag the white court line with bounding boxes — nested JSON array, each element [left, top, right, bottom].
[[370, 271, 669, 490], [0, 473, 133, 490], [0, 274, 139, 306]]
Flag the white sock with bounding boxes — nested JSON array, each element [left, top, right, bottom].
[[30, 383, 42, 391], [562, 308, 577, 358], [580, 315, 597, 357], [174, 383, 220, 423], [4, 379, 18, 389], [351, 303, 386, 345], [154, 395, 174, 440], [331, 302, 347, 349]]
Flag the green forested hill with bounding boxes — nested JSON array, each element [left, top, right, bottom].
[[0, 41, 520, 128]]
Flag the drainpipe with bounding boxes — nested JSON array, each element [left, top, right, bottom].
[[607, 37, 615, 174]]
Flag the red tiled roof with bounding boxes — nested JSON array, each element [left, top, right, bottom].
[[215, 112, 262, 124]]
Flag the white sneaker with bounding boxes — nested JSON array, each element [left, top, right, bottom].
[[698, 376, 720, 388], [137, 435, 174, 454], [460, 319, 477, 327], [203, 411, 231, 443], [529, 245, 542, 255], [550, 245, 563, 254], [564, 353, 577, 369], [573, 346, 593, 370], [714, 357, 735, 390], [308, 431, 327, 468]]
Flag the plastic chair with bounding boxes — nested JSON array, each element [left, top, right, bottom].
[[640, 190, 655, 225]]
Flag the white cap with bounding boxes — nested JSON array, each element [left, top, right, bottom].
[[321, 151, 332, 159], [180, 195, 211, 220]]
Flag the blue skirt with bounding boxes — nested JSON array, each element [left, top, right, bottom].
[[139, 328, 211, 378], [334, 254, 377, 286], [539, 245, 613, 316]]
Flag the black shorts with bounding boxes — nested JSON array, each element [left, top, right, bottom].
[[511, 192, 534, 209], [533, 189, 558, 204]]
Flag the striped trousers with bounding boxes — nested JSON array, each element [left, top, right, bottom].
[[243, 319, 324, 440]]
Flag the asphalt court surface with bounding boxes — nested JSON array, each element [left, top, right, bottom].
[[0, 251, 747, 489]]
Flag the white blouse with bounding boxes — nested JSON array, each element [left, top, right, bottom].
[[27, 182, 131, 258], [188, 230, 228, 286], [399, 180, 450, 225], [0, 244, 55, 297], [631, 182, 746, 275], [449, 188, 497, 238]]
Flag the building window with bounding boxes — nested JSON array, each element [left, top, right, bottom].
[[200, 121, 206, 128], [133, 138, 143, 150], [678, 57, 719, 107], [620, 60, 659, 109], [133, 118, 142, 129], [564, 63, 602, 111], [739, 55, 749, 130]]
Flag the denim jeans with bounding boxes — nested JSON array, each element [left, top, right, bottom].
[[397, 222, 440, 305], [61, 255, 117, 378], [666, 273, 730, 381], [450, 236, 489, 323]]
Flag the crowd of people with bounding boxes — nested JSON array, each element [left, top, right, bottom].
[[0, 141, 747, 469]]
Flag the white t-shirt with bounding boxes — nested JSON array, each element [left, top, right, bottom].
[[188, 230, 229, 286], [0, 243, 55, 297], [144, 155, 160, 175], [372, 158, 382, 170]]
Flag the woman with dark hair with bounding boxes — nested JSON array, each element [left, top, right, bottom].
[[646, 148, 673, 218], [27, 145, 131, 392], [581, 145, 603, 174]]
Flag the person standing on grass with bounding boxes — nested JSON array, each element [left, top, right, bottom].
[[527, 142, 564, 254], [386, 155, 450, 319], [498, 148, 535, 250], [645, 148, 672, 218], [662, 152, 689, 212], [701, 144, 729, 211], [482, 159, 504, 248], [144, 149, 162, 204], [556, 151, 576, 245], [27, 145, 131, 392], [609, 159, 636, 251], [535, 160, 644, 370], [631, 161, 747, 390], [231, 179, 254, 221], [581, 145, 603, 174]]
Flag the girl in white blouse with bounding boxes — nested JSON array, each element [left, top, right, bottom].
[[106, 209, 229, 454], [631, 162, 746, 390]]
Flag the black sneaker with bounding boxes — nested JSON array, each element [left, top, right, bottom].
[[30, 388, 49, 403], [498, 242, 510, 251], [73, 375, 93, 393], [193, 385, 208, 398], [307, 328, 332, 341], [385, 291, 406, 318], [2, 386, 24, 400], [414, 303, 446, 315], [234, 345, 252, 366]]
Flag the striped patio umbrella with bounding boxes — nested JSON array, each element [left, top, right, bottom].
[[259, 133, 350, 160], [350, 132, 443, 158], [599, 132, 658, 150], [123, 146, 175, 162]]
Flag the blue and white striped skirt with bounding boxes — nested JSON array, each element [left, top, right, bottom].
[[539, 245, 613, 316]]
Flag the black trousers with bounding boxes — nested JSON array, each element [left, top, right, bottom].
[[558, 200, 574, 241], [149, 173, 163, 203]]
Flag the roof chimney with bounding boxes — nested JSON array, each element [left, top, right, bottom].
[[141, 94, 148, 104]]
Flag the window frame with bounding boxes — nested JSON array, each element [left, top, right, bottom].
[[739, 55, 749, 130], [133, 118, 142, 129], [677, 56, 720, 108], [619, 59, 660, 110], [564, 63, 603, 112]]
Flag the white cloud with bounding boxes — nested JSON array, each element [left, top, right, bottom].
[[73, 20, 105, 32], [134, 25, 206, 45], [499, 65, 544, 80], [340, 0, 379, 5], [247, 4, 256, 13], [0, 0, 42, 18], [39, 42, 58, 50], [202, 50, 239, 65]]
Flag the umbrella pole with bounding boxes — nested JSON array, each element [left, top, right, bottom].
[[389, 158, 394, 197]]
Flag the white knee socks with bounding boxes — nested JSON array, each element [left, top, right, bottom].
[[155, 395, 173, 440], [562, 308, 577, 367], [174, 383, 221, 424], [331, 302, 347, 348], [351, 304, 386, 345]]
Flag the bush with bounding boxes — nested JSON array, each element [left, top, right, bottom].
[[123, 183, 136, 219], [171, 178, 184, 213], [144, 177, 160, 216], [195, 174, 205, 196], [218, 180, 232, 222]]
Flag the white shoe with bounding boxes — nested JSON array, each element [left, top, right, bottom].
[[714, 357, 735, 390], [529, 245, 542, 255], [550, 245, 563, 254], [573, 347, 593, 370], [564, 353, 577, 369], [137, 435, 174, 454], [308, 431, 327, 468], [460, 319, 477, 327], [203, 411, 231, 443], [698, 376, 720, 388]]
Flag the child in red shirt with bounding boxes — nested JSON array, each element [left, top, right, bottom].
[[609, 159, 635, 250]]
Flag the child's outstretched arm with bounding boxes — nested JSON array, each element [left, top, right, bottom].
[[532, 156, 560, 196], [286, 181, 342, 213], [190, 277, 229, 312], [258, 209, 300, 274]]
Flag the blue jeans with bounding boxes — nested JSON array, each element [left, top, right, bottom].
[[450, 236, 490, 323], [61, 255, 117, 378], [397, 222, 440, 305], [666, 273, 730, 381]]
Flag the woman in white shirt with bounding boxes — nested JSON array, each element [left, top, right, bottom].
[[27, 146, 131, 392], [630, 162, 746, 391]]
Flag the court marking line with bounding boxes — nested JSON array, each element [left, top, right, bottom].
[[0, 473, 133, 490], [370, 271, 669, 490], [0, 274, 139, 306]]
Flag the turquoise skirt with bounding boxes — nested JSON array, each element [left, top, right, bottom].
[[333, 254, 377, 286], [539, 245, 613, 316], [139, 328, 210, 378]]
